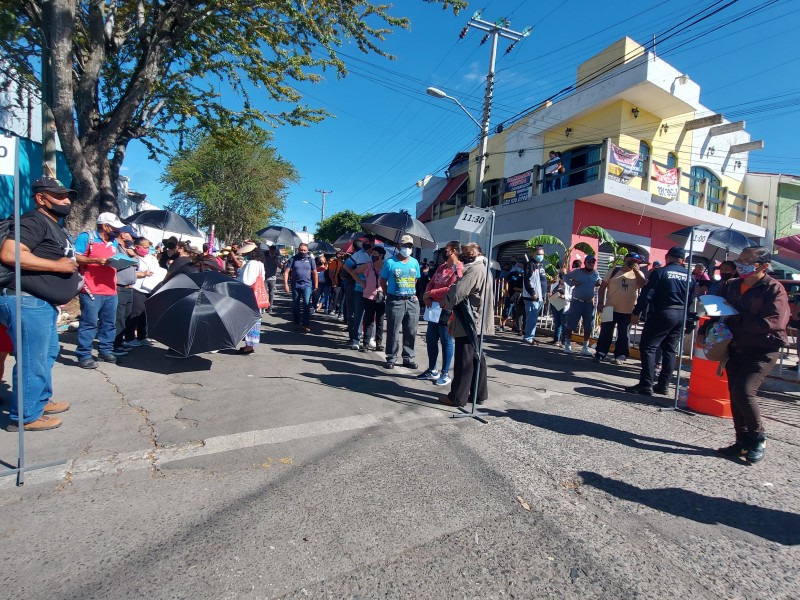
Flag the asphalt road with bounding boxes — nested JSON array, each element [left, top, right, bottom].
[[0, 294, 798, 599]]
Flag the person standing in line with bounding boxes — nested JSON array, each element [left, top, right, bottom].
[[225, 242, 243, 277], [262, 245, 283, 313], [626, 246, 693, 396], [704, 247, 789, 464], [706, 260, 738, 296], [419, 240, 463, 386], [498, 259, 524, 333], [562, 255, 601, 355], [0, 177, 80, 431], [593, 253, 648, 365], [380, 234, 420, 369], [314, 254, 331, 313], [111, 226, 139, 357], [237, 244, 266, 354], [327, 251, 343, 316], [439, 243, 494, 408], [547, 267, 571, 346], [284, 242, 318, 333], [343, 235, 375, 349], [522, 245, 548, 345], [124, 237, 165, 347], [74, 212, 125, 369], [358, 246, 387, 352]]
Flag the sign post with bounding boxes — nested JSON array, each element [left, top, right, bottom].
[[452, 206, 494, 421]]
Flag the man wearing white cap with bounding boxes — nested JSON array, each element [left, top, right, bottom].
[[74, 212, 125, 369], [379, 234, 420, 369]]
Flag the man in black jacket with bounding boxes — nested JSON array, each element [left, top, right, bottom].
[[626, 246, 693, 396], [0, 177, 81, 431]]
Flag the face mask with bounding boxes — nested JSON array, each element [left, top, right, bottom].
[[108, 229, 120, 239], [720, 272, 735, 281], [45, 201, 72, 217], [736, 262, 758, 276], [399, 247, 412, 258], [371, 255, 380, 262], [363, 243, 373, 250], [135, 247, 149, 257], [460, 254, 475, 264], [533, 255, 544, 263], [299, 252, 309, 259], [625, 260, 634, 267]]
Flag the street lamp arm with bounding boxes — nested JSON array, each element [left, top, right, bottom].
[[426, 86, 481, 129], [303, 200, 321, 210]]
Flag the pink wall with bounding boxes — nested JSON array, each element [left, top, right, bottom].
[[570, 201, 678, 264]]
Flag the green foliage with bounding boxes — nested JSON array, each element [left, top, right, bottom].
[[315, 210, 373, 243], [527, 235, 567, 253], [162, 126, 297, 243], [578, 226, 616, 246], [573, 242, 595, 256]]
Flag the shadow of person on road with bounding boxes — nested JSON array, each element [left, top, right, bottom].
[[490, 409, 715, 456], [578, 470, 800, 546]]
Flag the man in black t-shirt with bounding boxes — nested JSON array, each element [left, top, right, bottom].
[[0, 177, 81, 431]]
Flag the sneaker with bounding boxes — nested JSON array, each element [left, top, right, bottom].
[[78, 358, 97, 369], [112, 347, 129, 357], [580, 346, 593, 357], [139, 338, 154, 346], [745, 434, 766, 464], [375, 344, 385, 352], [383, 362, 395, 370], [349, 341, 361, 350], [126, 339, 144, 347], [403, 360, 418, 369], [624, 384, 652, 396], [563, 344, 572, 353], [433, 375, 451, 386], [497, 325, 505, 332], [368, 341, 377, 350], [416, 369, 439, 381], [612, 356, 627, 365], [652, 383, 669, 395], [592, 353, 605, 364], [717, 438, 747, 457], [97, 353, 117, 363]]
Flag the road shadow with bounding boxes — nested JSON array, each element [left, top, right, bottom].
[[572, 385, 676, 409], [579, 470, 800, 546], [108, 346, 213, 374], [492, 409, 714, 456]]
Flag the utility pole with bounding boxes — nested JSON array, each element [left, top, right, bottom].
[[460, 13, 530, 208], [314, 189, 331, 223]]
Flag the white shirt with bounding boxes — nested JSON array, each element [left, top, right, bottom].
[[238, 259, 265, 286], [134, 253, 167, 293]]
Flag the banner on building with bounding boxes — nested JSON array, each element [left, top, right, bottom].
[[502, 170, 532, 206], [606, 143, 640, 184], [653, 163, 679, 200]]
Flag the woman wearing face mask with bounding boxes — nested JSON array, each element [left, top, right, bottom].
[[706, 260, 738, 296], [548, 268, 571, 346], [521, 245, 549, 345], [124, 237, 166, 347], [419, 241, 462, 385], [704, 247, 790, 464], [357, 246, 387, 351]]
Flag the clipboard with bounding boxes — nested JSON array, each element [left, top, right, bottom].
[[106, 255, 138, 270]]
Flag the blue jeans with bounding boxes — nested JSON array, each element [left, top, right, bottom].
[[0, 294, 59, 423], [76, 293, 118, 361], [551, 306, 566, 342], [426, 321, 454, 375], [292, 286, 313, 326], [349, 292, 365, 343], [523, 299, 543, 342]]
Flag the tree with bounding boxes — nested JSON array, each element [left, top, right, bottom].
[[162, 126, 296, 243], [315, 210, 372, 243], [0, 1, 466, 233]]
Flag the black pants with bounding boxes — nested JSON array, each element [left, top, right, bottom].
[[114, 287, 134, 348], [124, 289, 148, 342], [266, 278, 276, 308], [595, 311, 632, 358], [725, 348, 778, 435], [448, 336, 488, 407], [638, 307, 683, 388], [361, 297, 385, 346]]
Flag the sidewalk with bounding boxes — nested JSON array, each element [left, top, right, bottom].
[[0, 294, 798, 598]]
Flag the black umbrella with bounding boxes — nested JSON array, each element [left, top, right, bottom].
[[123, 210, 204, 238], [669, 225, 756, 260], [256, 225, 303, 247], [333, 231, 367, 247], [308, 241, 336, 254], [145, 271, 260, 356], [361, 211, 436, 249]]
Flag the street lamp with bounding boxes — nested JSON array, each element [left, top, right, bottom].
[[303, 200, 324, 225], [426, 86, 486, 207]]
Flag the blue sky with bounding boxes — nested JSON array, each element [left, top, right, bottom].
[[121, 0, 800, 236]]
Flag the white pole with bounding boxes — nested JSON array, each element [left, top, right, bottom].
[[12, 137, 25, 483]]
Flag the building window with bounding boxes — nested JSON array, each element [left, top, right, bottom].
[[667, 152, 678, 169], [690, 166, 721, 212], [483, 179, 505, 207], [639, 141, 651, 179]]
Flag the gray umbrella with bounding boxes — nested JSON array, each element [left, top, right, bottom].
[[333, 231, 367, 247], [669, 225, 756, 260], [361, 211, 436, 249], [256, 226, 303, 247], [308, 241, 336, 254]]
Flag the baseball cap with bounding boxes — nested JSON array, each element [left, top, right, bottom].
[[652, 260, 662, 268], [626, 253, 648, 264], [584, 255, 597, 262], [666, 246, 686, 260], [400, 234, 414, 245], [97, 212, 125, 228], [31, 176, 77, 200]]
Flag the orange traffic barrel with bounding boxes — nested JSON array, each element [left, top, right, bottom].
[[688, 354, 732, 419]]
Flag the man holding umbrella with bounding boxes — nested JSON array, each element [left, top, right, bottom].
[[379, 234, 420, 369]]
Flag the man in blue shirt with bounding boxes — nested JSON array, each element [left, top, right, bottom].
[[380, 234, 420, 369], [283, 242, 318, 332], [562, 255, 601, 355]]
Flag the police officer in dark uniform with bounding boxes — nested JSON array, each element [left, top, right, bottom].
[[626, 246, 694, 396]]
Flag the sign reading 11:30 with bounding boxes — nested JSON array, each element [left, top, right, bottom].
[[454, 206, 490, 234]]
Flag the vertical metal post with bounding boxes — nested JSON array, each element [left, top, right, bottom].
[[12, 137, 26, 484]]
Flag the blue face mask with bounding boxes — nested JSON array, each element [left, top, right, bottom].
[[533, 255, 544, 263], [400, 247, 412, 258], [735, 262, 758, 276]]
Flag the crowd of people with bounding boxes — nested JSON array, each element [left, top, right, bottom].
[[0, 177, 792, 465]]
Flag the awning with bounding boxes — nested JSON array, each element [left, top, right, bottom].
[[775, 235, 800, 258], [418, 172, 469, 223]]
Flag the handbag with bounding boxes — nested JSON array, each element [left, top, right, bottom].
[[251, 277, 270, 309], [424, 301, 442, 323]]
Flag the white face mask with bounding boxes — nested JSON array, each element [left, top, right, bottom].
[[400, 247, 412, 258]]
